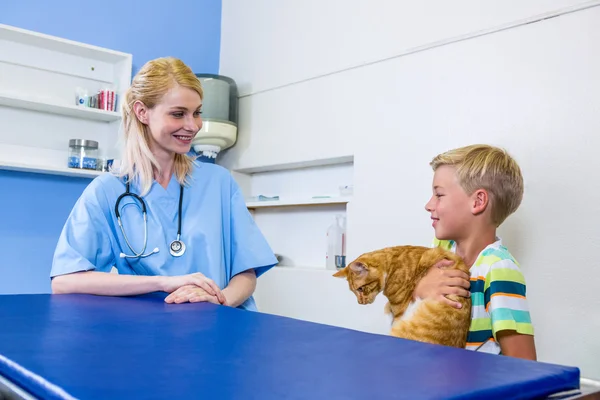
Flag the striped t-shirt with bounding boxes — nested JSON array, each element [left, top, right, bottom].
[[433, 237, 534, 354]]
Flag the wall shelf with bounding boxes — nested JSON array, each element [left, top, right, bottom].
[[0, 160, 102, 179], [0, 23, 132, 180], [274, 265, 339, 272], [0, 23, 131, 64], [238, 160, 353, 268], [0, 92, 121, 122], [246, 196, 351, 209], [233, 155, 354, 174]]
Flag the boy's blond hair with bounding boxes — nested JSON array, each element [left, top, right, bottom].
[[430, 144, 524, 227]]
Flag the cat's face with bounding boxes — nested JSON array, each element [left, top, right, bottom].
[[333, 258, 385, 305]]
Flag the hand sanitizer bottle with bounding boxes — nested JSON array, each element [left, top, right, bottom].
[[326, 215, 346, 270], [335, 215, 347, 269]]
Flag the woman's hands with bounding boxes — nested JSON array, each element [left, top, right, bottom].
[[161, 270, 257, 307], [161, 273, 226, 304], [413, 259, 471, 309], [164, 284, 227, 305]]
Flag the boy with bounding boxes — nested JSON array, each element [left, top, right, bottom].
[[414, 144, 536, 360]]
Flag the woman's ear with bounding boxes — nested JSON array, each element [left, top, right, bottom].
[[471, 189, 490, 216], [132, 100, 149, 124]]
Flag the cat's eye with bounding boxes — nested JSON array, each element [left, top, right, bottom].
[[357, 287, 364, 292]]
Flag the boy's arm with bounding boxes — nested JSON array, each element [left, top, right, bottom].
[[486, 260, 536, 360], [413, 263, 471, 308], [496, 330, 537, 360], [414, 237, 471, 308]]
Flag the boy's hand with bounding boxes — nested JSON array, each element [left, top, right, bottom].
[[414, 260, 471, 308]]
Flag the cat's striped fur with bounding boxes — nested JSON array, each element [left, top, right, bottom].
[[333, 245, 471, 348]]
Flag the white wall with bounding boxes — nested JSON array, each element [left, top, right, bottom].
[[220, 1, 600, 379]]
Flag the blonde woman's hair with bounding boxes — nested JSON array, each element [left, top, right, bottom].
[[430, 144, 524, 227], [117, 57, 203, 195]]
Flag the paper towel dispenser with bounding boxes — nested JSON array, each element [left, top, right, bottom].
[[191, 74, 238, 163]]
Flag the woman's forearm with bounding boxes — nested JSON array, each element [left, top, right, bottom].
[[51, 271, 165, 296], [222, 270, 257, 307]]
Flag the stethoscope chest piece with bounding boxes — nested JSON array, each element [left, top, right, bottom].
[[117, 178, 187, 259], [170, 239, 186, 257]]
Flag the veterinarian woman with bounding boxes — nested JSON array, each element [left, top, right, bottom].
[[50, 57, 277, 310]]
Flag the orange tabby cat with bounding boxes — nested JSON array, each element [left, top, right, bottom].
[[333, 245, 471, 348]]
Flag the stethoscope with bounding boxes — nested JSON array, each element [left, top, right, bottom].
[[115, 179, 186, 259]]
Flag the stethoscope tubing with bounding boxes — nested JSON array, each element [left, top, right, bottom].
[[115, 178, 184, 258]]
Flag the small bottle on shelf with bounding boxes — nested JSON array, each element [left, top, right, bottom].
[[326, 214, 346, 270]]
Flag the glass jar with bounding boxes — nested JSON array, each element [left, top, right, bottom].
[[68, 139, 99, 170]]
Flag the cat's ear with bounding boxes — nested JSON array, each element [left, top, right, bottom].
[[333, 262, 368, 278], [332, 268, 348, 278], [349, 261, 368, 278]]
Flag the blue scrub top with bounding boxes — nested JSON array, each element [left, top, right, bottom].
[[51, 161, 278, 311]]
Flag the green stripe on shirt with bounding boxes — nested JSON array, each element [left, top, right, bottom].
[[470, 317, 492, 332], [484, 268, 526, 291], [492, 321, 534, 336]]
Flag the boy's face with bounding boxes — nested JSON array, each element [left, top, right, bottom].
[[425, 165, 473, 240]]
